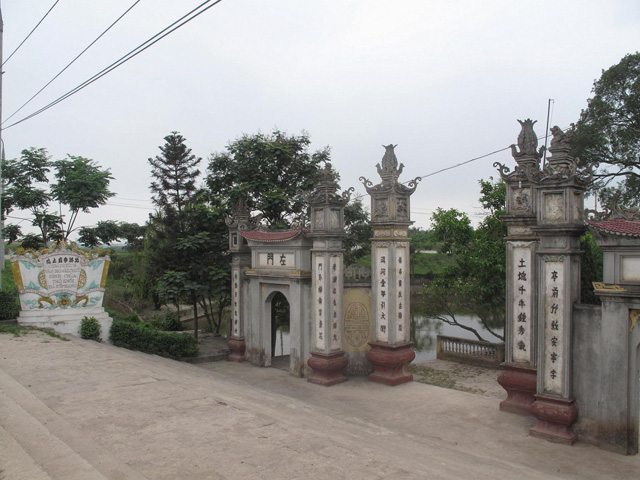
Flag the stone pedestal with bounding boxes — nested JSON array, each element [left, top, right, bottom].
[[367, 341, 415, 386], [227, 335, 246, 362], [497, 363, 537, 414], [307, 351, 348, 386], [530, 394, 578, 444]]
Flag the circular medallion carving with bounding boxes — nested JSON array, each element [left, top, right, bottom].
[[344, 302, 370, 348], [77, 269, 87, 289], [38, 270, 47, 289]]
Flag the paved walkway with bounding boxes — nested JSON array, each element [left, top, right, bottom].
[[1, 331, 638, 479]]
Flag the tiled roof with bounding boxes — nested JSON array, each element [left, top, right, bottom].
[[240, 229, 308, 243], [587, 219, 640, 237]]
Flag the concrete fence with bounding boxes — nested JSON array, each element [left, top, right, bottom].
[[436, 335, 505, 368]]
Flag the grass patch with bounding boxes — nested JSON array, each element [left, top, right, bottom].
[[0, 324, 69, 341]]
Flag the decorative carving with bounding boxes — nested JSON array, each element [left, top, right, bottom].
[[592, 282, 627, 294], [308, 162, 352, 207], [630, 310, 639, 333], [511, 119, 544, 163], [360, 145, 421, 196], [344, 302, 370, 348]]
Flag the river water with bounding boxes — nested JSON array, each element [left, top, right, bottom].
[[273, 307, 503, 361]]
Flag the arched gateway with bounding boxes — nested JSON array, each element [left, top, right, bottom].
[[225, 155, 420, 385]]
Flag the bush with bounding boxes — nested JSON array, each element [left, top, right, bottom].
[[80, 316, 102, 341], [110, 320, 198, 357], [0, 291, 20, 320], [149, 309, 182, 331], [105, 307, 140, 323]]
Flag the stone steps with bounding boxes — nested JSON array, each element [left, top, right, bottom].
[[0, 369, 146, 480]]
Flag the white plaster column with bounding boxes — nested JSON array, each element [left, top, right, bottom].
[[306, 163, 351, 386], [360, 145, 420, 386]]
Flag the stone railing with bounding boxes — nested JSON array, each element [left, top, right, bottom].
[[436, 335, 504, 368]]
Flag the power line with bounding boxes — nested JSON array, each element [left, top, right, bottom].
[[412, 127, 570, 182], [3, 0, 142, 125], [3, 0, 225, 130], [2, 0, 60, 67]]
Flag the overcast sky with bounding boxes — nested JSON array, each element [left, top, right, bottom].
[[2, 0, 639, 235]]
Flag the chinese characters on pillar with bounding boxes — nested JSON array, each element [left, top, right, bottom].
[[543, 258, 565, 395], [232, 268, 240, 337], [396, 245, 407, 342], [377, 246, 389, 342], [314, 256, 326, 350], [512, 245, 533, 362], [330, 255, 341, 350]]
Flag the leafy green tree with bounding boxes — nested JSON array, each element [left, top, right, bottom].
[[343, 194, 372, 266], [206, 130, 328, 229], [1, 148, 59, 245], [50, 156, 116, 240], [573, 52, 640, 208], [421, 179, 506, 342], [149, 132, 202, 235], [78, 220, 145, 250]]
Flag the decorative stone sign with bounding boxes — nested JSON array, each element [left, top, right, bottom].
[[344, 302, 370, 348], [11, 241, 113, 341]]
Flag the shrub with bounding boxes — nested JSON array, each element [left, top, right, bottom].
[[110, 320, 198, 357], [0, 291, 20, 320], [149, 309, 182, 331], [80, 316, 102, 341]]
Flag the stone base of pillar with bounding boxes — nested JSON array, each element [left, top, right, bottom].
[[366, 341, 415, 386], [307, 351, 348, 386], [530, 394, 578, 445], [497, 363, 537, 415], [227, 336, 246, 362]]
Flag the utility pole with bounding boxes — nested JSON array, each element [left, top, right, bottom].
[[0, 2, 5, 289]]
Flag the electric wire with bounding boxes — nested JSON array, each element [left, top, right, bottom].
[[2, 0, 61, 67], [3, 0, 142, 125], [3, 0, 224, 130]]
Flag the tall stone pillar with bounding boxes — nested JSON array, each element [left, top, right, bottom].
[[307, 163, 353, 386], [360, 145, 421, 386], [225, 197, 254, 362], [527, 126, 591, 444], [494, 119, 543, 414]]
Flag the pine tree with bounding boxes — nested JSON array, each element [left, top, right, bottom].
[[149, 132, 202, 235]]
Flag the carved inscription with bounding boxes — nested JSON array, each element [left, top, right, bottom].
[[344, 302, 370, 347]]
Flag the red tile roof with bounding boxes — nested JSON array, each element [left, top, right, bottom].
[[588, 219, 640, 237], [240, 229, 308, 243]]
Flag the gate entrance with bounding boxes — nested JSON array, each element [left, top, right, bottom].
[[271, 292, 291, 370]]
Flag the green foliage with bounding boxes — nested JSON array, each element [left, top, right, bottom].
[[80, 316, 102, 341], [423, 178, 507, 341], [50, 156, 116, 239], [343, 195, 372, 266], [2, 148, 115, 244], [580, 232, 603, 305], [78, 221, 145, 250], [573, 52, 640, 208], [206, 130, 327, 229], [0, 291, 20, 320], [110, 320, 198, 357], [148, 309, 183, 332]]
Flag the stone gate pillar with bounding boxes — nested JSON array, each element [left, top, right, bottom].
[[307, 163, 353, 386], [494, 119, 543, 414], [225, 197, 254, 362], [527, 126, 591, 444], [360, 145, 421, 386]]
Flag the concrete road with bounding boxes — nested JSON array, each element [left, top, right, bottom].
[[1, 331, 638, 479]]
